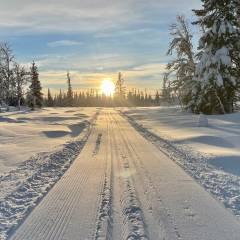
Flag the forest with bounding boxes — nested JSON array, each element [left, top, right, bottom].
[[0, 1, 240, 114]]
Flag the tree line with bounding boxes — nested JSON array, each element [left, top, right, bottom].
[[0, 45, 165, 109], [0, 42, 43, 110], [45, 72, 163, 107], [0, 42, 169, 110], [166, 0, 240, 114]]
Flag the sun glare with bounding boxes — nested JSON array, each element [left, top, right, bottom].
[[101, 79, 115, 96]]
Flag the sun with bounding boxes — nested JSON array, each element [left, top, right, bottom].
[[101, 79, 115, 96]]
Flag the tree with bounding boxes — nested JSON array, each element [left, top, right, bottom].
[[192, 0, 240, 114], [166, 15, 196, 109], [155, 91, 160, 105], [13, 64, 28, 110], [28, 61, 43, 110], [115, 72, 125, 98], [66, 71, 73, 106], [47, 88, 54, 107], [161, 73, 172, 103], [232, 0, 240, 104], [0, 42, 15, 106]]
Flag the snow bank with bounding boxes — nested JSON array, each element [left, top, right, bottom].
[[123, 106, 240, 218]]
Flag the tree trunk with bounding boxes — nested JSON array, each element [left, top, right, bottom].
[[18, 98, 21, 111], [32, 96, 36, 110]]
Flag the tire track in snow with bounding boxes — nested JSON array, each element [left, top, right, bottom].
[[93, 133, 103, 156], [121, 167, 149, 240], [94, 117, 113, 240], [116, 115, 182, 240], [110, 113, 149, 240], [93, 168, 113, 240], [112, 113, 182, 240]]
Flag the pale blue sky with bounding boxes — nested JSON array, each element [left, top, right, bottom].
[[0, 0, 201, 93]]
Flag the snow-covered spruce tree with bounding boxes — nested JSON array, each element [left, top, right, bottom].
[[28, 61, 43, 110], [167, 15, 196, 109], [192, 0, 240, 114]]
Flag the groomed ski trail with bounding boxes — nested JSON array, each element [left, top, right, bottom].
[[9, 109, 240, 240]]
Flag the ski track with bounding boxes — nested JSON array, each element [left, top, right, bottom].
[[93, 119, 113, 240], [93, 133, 103, 156], [121, 111, 240, 218], [109, 114, 149, 240], [115, 139, 149, 240], [112, 115, 180, 240], [0, 112, 99, 240], [6, 109, 240, 240]]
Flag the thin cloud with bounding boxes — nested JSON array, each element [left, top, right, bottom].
[[0, 0, 200, 35], [0, 1, 140, 35], [40, 62, 166, 93], [47, 40, 83, 47]]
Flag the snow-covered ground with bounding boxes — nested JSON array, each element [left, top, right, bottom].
[[0, 107, 97, 174], [2, 108, 240, 240], [8, 109, 240, 240], [123, 106, 240, 217], [0, 107, 98, 239]]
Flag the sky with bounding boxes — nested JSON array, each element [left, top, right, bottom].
[[0, 0, 202, 94]]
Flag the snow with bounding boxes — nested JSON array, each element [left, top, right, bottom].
[[0, 107, 96, 174], [123, 106, 240, 217], [8, 109, 240, 240], [0, 107, 98, 239], [198, 113, 208, 127], [1, 107, 240, 239], [196, 46, 232, 86]]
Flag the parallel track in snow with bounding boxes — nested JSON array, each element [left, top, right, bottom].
[[8, 109, 240, 240], [113, 114, 181, 240], [110, 113, 149, 240], [93, 116, 113, 240]]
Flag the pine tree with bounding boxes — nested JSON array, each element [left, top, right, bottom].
[[192, 0, 240, 114], [58, 89, 63, 106], [115, 72, 125, 98], [155, 91, 160, 105], [47, 88, 54, 107], [28, 61, 43, 110], [66, 71, 73, 106]]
